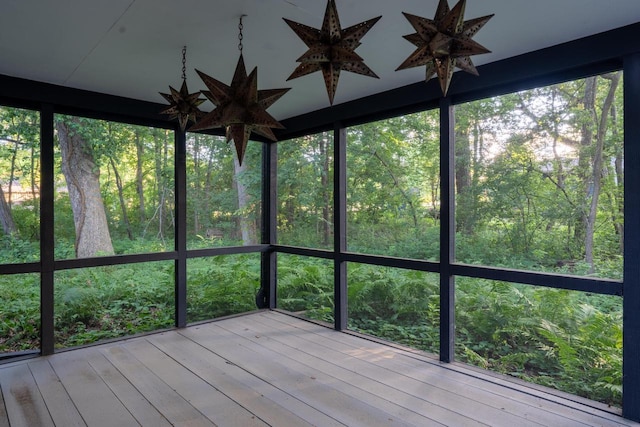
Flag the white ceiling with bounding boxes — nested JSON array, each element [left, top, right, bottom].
[[2, 0, 640, 121]]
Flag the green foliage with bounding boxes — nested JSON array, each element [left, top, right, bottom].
[[0, 274, 40, 351], [275, 256, 624, 407], [0, 234, 39, 263], [187, 255, 260, 322], [346, 111, 441, 260], [53, 263, 175, 347], [348, 265, 440, 353], [277, 255, 334, 321], [455, 278, 622, 406], [0, 75, 627, 409], [537, 305, 622, 402], [10, 204, 40, 240], [186, 134, 262, 247], [453, 74, 624, 279], [278, 132, 334, 249]]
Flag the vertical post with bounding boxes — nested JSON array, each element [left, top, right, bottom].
[[259, 142, 277, 309], [439, 97, 455, 362], [334, 124, 348, 330], [40, 104, 55, 355], [174, 129, 187, 327], [623, 53, 640, 422]]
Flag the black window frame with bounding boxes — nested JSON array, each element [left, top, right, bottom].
[[0, 22, 638, 421]]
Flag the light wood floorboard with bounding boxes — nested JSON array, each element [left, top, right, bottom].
[[258, 311, 629, 427], [0, 310, 637, 427], [0, 383, 9, 427]]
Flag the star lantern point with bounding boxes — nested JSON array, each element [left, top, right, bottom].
[[397, 0, 493, 95], [190, 54, 290, 165], [284, 0, 381, 105], [159, 80, 206, 132]]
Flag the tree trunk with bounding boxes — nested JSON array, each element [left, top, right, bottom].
[[610, 103, 624, 253], [109, 156, 133, 240], [192, 134, 202, 234], [455, 125, 474, 233], [455, 127, 472, 194], [56, 119, 114, 258], [135, 130, 146, 226], [0, 185, 18, 236], [373, 151, 418, 228], [233, 154, 257, 245], [162, 130, 174, 232], [8, 141, 18, 207], [153, 129, 166, 240], [203, 141, 216, 230], [320, 135, 331, 246], [575, 77, 597, 247], [584, 72, 621, 272], [31, 145, 40, 239]]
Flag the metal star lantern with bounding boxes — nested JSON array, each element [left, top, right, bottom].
[[189, 54, 290, 165], [396, 0, 493, 95], [284, 0, 381, 105], [159, 46, 205, 131]]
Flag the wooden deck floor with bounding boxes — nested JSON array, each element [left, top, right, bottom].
[[0, 311, 637, 427]]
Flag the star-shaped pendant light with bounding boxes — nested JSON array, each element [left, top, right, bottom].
[[159, 46, 205, 131], [396, 0, 493, 96], [284, 0, 381, 105], [190, 17, 290, 165]]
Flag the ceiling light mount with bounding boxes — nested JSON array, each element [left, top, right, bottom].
[[238, 14, 247, 54]]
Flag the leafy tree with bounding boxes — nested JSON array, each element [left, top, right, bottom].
[[278, 132, 333, 248], [0, 107, 40, 243], [56, 117, 114, 257], [186, 133, 261, 247], [346, 111, 440, 259], [454, 73, 623, 277]]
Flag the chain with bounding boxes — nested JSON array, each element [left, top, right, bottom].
[[181, 46, 187, 81], [238, 15, 247, 53]]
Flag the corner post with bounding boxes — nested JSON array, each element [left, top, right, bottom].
[[334, 123, 348, 330], [40, 104, 55, 355], [439, 97, 455, 362], [623, 53, 640, 422], [259, 141, 277, 309], [175, 128, 187, 328]]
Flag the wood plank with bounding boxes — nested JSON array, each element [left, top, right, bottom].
[[264, 312, 625, 422], [0, 384, 9, 427], [147, 331, 341, 427], [48, 350, 139, 427], [0, 312, 637, 427], [83, 349, 172, 427], [258, 313, 625, 427], [274, 314, 639, 427], [181, 323, 449, 427], [262, 311, 635, 427], [120, 338, 269, 427], [100, 344, 216, 427], [226, 313, 545, 427], [0, 364, 54, 427], [28, 359, 85, 427]]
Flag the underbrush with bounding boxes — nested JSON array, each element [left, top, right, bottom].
[[280, 259, 622, 408], [0, 238, 623, 407]]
